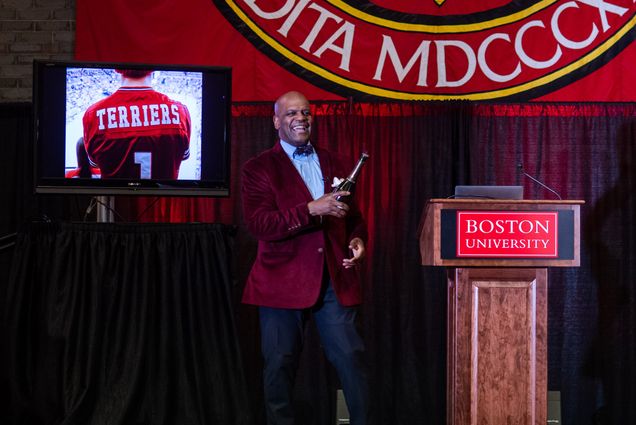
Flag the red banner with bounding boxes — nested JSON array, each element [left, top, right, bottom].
[[456, 211, 559, 258], [75, 0, 636, 101], [216, 0, 636, 100]]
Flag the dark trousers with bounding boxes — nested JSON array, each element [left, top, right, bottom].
[[259, 282, 368, 425]]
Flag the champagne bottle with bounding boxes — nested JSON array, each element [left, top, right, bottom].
[[333, 152, 369, 204]]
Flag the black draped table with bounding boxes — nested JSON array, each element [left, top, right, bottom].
[[4, 222, 251, 425]]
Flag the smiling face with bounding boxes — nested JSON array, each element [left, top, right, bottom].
[[273, 91, 312, 147]]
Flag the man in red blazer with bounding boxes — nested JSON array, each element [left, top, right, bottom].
[[241, 91, 368, 425]]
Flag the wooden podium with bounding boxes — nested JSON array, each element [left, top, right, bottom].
[[420, 199, 582, 425]]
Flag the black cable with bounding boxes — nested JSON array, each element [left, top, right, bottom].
[[134, 197, 161, 222], [83, 197, 97, 222], [0, 242, 16, 251], [0, 232, 17, 242], [0, 232, 16, 251], [92, 197, 126, 222]]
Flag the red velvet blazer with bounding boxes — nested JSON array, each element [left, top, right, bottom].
[[241, 143, 367, 309]]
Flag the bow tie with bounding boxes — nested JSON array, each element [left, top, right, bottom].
[[293, 144, 314, 158]]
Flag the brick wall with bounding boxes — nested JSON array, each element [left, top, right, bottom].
[[0, 0, 75, 102]]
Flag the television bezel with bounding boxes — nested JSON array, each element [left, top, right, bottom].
[[32, 59, 232, 197]]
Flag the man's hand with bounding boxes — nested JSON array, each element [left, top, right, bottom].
[[343, 237, 365, 269], [308, 191, 350, 218]]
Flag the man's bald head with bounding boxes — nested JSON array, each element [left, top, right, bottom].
[[273, 91, 312, 147], [274, 91, 308, 115]]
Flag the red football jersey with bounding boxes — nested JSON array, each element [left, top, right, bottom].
[[65, 166, 101, 179], [83, 87, 191, 179]]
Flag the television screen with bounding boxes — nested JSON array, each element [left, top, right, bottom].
[[33, 60, 231, 196]]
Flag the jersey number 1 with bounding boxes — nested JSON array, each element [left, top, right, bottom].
[[134, 152, 152, 179]]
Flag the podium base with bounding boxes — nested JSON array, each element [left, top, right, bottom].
[[447, 267, 547, 425]]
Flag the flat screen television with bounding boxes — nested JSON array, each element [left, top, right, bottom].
[[33, 60, 231, 196]]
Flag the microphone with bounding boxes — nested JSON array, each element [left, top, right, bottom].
[[517, 163, 562, 200]]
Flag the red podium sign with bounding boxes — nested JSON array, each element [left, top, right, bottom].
[[456, 210, 558, 258]]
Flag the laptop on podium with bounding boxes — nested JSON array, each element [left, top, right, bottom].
[[454, 185, 524, 200]]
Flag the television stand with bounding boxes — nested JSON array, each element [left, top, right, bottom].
[[96, 195, 115, 223]]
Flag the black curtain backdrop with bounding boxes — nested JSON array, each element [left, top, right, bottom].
[[4, 221, 250, 425], [1, 102, 635, 425]]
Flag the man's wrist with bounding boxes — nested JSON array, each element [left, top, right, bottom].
[[308, 201, 319, 216]]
